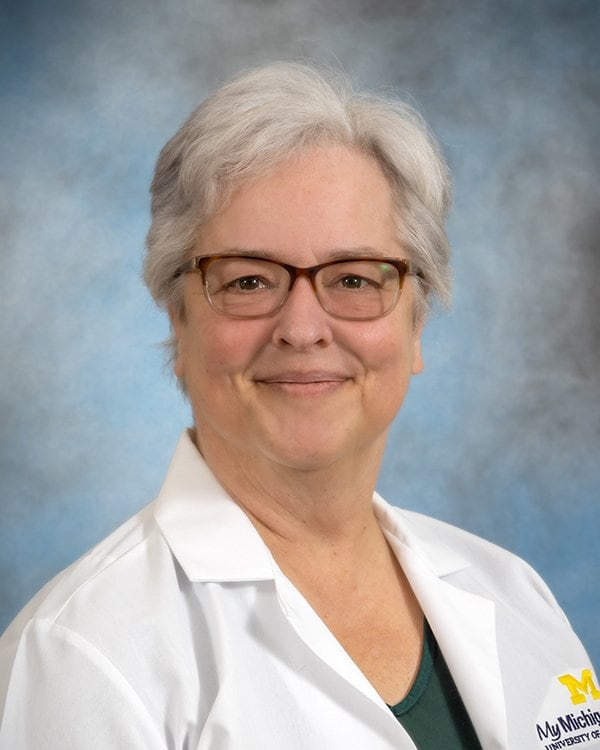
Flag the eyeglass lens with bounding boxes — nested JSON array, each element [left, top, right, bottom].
[[204, 257, 402, 319]]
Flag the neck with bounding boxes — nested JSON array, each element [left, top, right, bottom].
[[193, 425, 387, 555]]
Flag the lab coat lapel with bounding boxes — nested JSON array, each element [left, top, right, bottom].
[[386, 532, 509, 749], [273, 568, 418, 749], [272, 567, 384, 703]]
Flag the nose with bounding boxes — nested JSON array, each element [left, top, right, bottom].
[[271, 277, 334, 349]]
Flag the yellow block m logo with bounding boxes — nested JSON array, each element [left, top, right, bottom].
[[558, 670, 600, 705]]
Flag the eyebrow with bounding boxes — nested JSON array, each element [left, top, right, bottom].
[[212, 246, 394, 262]]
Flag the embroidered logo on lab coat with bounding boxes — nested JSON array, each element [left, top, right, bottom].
[[535, 667, 600, 748]]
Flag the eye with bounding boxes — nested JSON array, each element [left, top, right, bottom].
[[342, 275, 368, 289], [329, 274, 381, 291], [225, 275, 270, 292]]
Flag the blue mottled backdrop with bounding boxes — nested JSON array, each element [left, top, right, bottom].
[[1, 0, 598, 669]]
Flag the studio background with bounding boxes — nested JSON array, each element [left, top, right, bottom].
[[1, 0, 598, 668]]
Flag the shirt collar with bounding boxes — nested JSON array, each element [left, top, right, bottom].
[[154, 430, 470, 583]]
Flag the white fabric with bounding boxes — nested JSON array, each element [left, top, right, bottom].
[[0, 431, 595, 749]]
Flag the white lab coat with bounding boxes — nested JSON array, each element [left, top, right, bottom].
[[0, 431, 597, 749]]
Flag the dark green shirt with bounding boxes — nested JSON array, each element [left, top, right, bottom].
[[388, 622, 483, 748]]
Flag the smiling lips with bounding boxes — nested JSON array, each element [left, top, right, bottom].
[[256, 371, 351, 394]]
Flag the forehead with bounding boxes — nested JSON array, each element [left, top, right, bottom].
[[196, 145, 400, 261]]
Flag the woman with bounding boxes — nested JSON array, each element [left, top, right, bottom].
[[0, 63, 595, 749]]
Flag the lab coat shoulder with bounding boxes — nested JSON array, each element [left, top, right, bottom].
[[1, 504, 158, 642], [0, 503, 202, 749]]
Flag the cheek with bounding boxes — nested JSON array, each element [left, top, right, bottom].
[[355, 322, 420, 413], [354, 318, 418, 373], [179, 317, 266, 386]]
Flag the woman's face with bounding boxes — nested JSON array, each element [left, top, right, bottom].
[[171, 145, 423, 474]]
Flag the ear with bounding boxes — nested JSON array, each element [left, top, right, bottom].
[[411, 321, 424, 375], [168, 305, 185, 380]]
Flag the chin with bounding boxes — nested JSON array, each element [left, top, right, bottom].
[[264, 436, 368, 474], [271, 453, 343, 473], [257, 434, 336, 469]]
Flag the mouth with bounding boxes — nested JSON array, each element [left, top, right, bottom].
[[256, 371, 351, 394], [259, 371, 349, 383]]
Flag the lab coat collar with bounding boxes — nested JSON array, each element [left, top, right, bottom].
[[373, 493, 470, 578], [153, 430, 275, 582]]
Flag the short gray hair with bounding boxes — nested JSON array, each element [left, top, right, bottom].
[[143, 61, 452, 323]]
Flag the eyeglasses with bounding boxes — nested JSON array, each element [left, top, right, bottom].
[[173, 255, 422, 320]]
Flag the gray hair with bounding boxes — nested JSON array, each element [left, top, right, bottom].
[[143, 61, 452, 324]]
